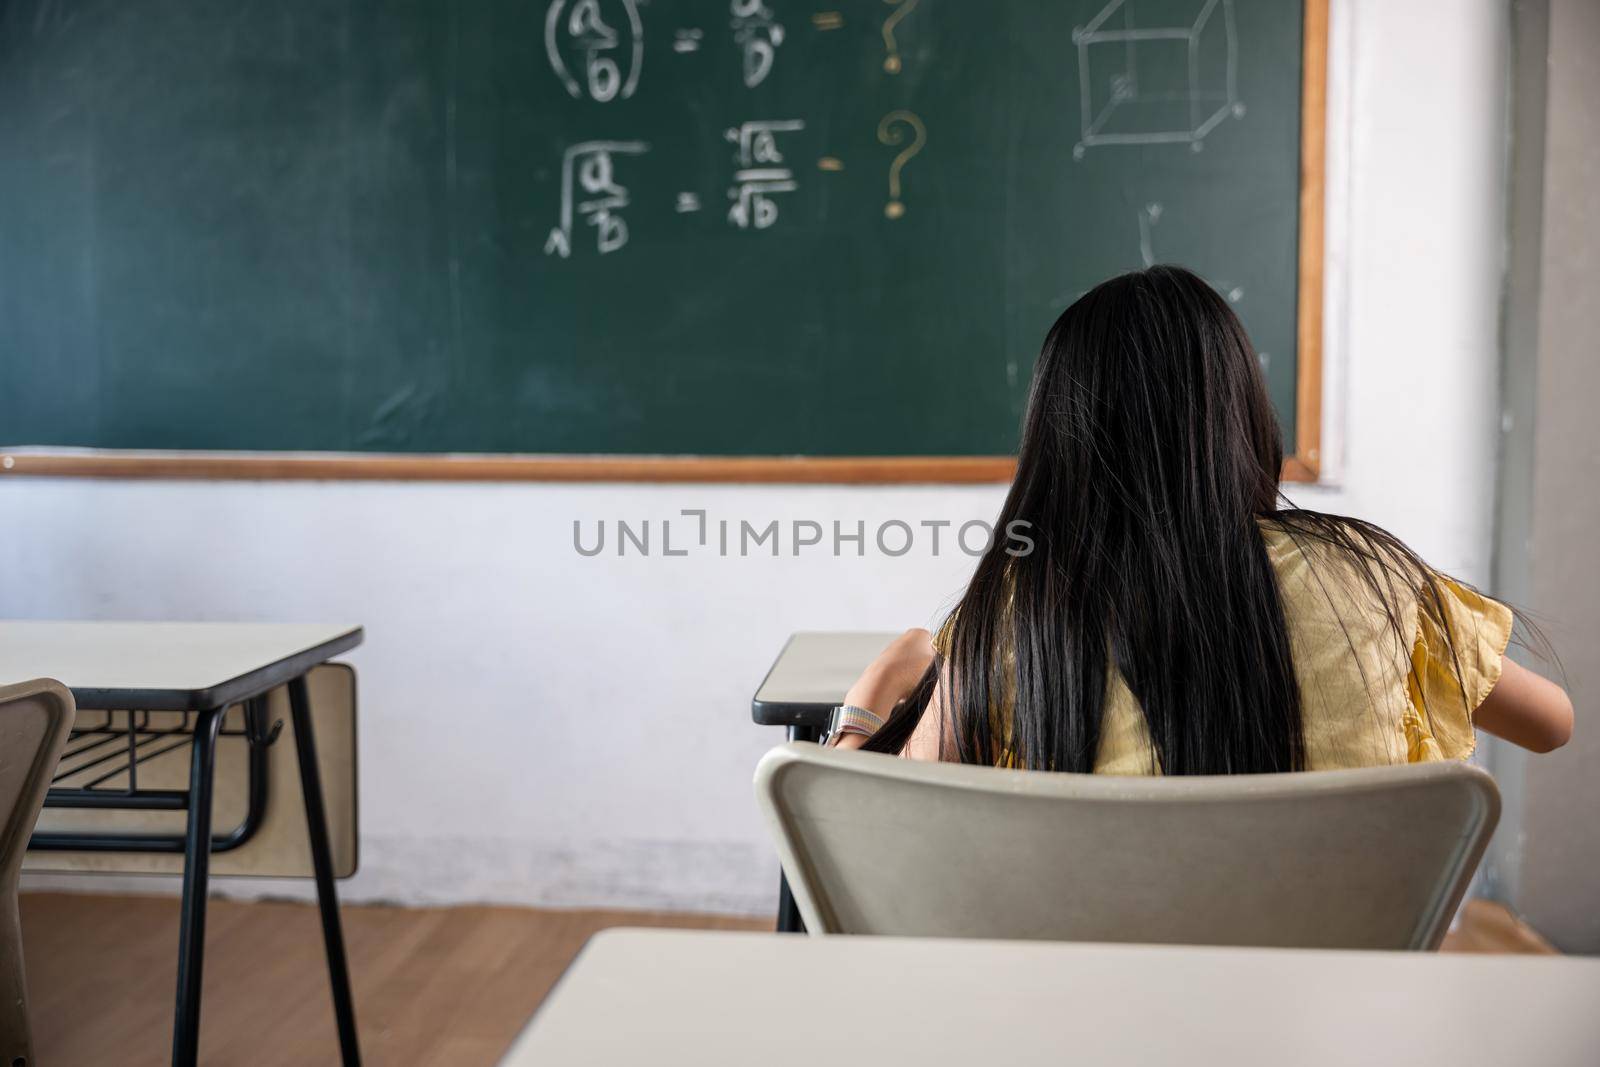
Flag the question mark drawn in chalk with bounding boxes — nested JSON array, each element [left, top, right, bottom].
[[877, 110, 926, 219], [881, 0, 921, 74]]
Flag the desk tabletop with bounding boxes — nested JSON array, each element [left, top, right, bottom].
[[0, 621, 363, 710], [501, 929, 1600, 1066], [751, 631, 897, 727]]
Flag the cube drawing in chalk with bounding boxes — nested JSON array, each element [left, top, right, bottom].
[[1073, 0, 1244, 157]]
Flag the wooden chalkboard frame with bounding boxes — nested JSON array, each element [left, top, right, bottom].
[[2, 0, 1326, 487]]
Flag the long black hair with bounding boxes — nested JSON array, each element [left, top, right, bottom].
[[864, 265, 1500, 774]]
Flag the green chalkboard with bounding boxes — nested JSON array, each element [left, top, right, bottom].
[[0, 0, 1312, 462]]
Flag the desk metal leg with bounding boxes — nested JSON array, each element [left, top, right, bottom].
[[776, 723, 821, 934], [172, 706, 224, 1067], [288, 674, 362, 1066]]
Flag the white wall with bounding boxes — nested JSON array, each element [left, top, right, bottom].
[[1293, 0, 1507, 575], [8, 0, 1510, 915]]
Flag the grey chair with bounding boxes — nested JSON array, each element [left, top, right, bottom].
[[755, 742, 1500, 950], [0, 679, 74, 1067]]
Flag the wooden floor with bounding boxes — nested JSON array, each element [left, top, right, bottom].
[[19, 892, 766, 1066], [18, 893, 1551, 1066]]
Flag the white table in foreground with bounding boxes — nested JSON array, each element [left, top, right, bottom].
[[501, 929, 1600, 1067]]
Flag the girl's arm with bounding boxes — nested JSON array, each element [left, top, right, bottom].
[[832, 628, 936, 753], [1474, 658, 1574, 753]]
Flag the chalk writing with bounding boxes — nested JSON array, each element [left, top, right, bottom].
[[877, 110, 926, 219], [725, 120, 804, 229], [545, 141, 650, 258], [1073, 0, 1244, 158], [1138, 201, 1245, 302], [730, 0, 785, 88], [1138, 202, 1163, 267], [881, 0, 921, 75], [544, 0, 643, 103]]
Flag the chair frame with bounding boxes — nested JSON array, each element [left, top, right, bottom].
[[0, 679, 76, 1067]]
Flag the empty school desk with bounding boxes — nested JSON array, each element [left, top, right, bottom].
[[752, 632, 896, 932], [0, 621, 363, 1067], [502, 928, 1600, 1066]]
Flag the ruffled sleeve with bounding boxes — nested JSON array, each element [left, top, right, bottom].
[[1404, 575, 1515, 761]]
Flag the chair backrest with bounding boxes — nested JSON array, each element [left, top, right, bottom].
[[0, 679, 74, 1066], [755, 742, 1500, 950]]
